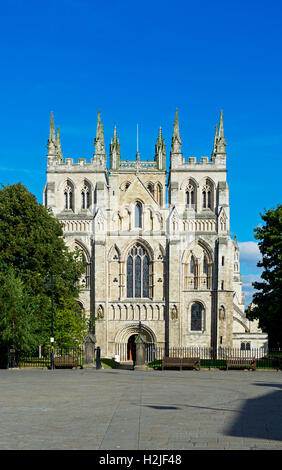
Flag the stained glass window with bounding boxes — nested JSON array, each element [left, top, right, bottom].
[[143, 255, 149, 297], [126, 243, 150, 298], [127, 256, 133, 297], [191, 303, 202, 331], [135, 255, 141, 297]]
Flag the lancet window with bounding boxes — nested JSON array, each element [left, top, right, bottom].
[[126, 243, 150, 298], [64, 181, 74, 210], [184, 245, 212, 290], [135, 202, 142, 228], [202, 180, 213, 210], [81, 183, 90, 209], [185, 182, 195, 208], [155, 183, 162, 206], [191, 302, 204, 331]]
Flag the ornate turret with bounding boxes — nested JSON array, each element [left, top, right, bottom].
[[47, 112, 63, 166], [211, 110, 226, 165], [170, 109, 183, 168], [47, 112, 57, 157], [154, 126, 166, 170], [56, 127, 63, 161], [110, 125, 121, 170], [94, 110, 107, 168]]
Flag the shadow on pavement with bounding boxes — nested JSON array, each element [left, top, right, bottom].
[[226, 383, 282, 441]]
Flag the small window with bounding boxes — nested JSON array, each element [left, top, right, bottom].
[[135, 202, 142, 228], [191, 303, 203, 331], [64, 182, 73, 210], [190, 257, 195, 274], [222, 256, 225, 266]]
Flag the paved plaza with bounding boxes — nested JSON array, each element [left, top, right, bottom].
[[0, 368, 282, 450]]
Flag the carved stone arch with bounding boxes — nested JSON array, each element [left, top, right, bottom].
[[154, 242, 165, 260], [108, 243, 121, 261], [58, 176, 76, 192], [114, 323, 157, 344], [180, 176, 199, 190], [121, 238, 154, 262], [68, 238, 91, 263], [147, 181, 155, 194], [196, 238, 214, 264], [80, 177, 93, 191], [120, 180, 131, 191], [199, 175, 215, 188]]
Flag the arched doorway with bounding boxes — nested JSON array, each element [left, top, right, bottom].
[[127, 334, 137, 362], [115, 323, 157, 362]]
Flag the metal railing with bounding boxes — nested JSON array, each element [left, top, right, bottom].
[[6, 347, 85, 369], [115, 344, 282, 370]]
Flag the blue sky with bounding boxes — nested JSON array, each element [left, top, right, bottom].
[[0, 0, 281, 304]]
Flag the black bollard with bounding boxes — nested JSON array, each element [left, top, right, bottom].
[[96, 346, 102, 370]]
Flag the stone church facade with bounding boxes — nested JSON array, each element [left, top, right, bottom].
[[44, 109, 267, 358]]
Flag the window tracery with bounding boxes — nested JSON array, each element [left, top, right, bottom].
[[126, 243, 150, 298], [202, 180, 213, 209], [81, 183, 90, 209], [64, 182, 73, 210], [186, 182, 195, 208]]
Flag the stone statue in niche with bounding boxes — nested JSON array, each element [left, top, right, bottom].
[[219, 306, 225, 320], [171, 305, 178, 320], [96, 305, 104, 320]]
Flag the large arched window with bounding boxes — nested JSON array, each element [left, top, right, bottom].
[[186, 181, 196, 208], [81, 182, 91, 209], [191, 302, 203, 331], [64, 181, 74, 210], [126, 243, 150, 298], [202, 179, 213, 210], [135, 202, 142, 228]]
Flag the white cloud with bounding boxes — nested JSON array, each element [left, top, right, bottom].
[[238, 242, 263, 306], [242, 273, 262, 306], [238, 241, 261, 266]]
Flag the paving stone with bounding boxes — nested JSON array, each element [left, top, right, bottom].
[[0, 369, 282, 450]]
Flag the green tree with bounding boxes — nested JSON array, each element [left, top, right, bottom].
[[0, 183, 85, 350], [53, 298, 89, 348], [247, 204, 282, 347], [0, 267, 43, 351]]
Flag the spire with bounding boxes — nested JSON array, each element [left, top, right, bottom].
[[56, 127, 63, 160], [47, 111, 56, 156], [217, 109, 226, 152], [211, 110, 226, 164], [49, 111, 56, 142], [155, 126, 166, 170], [110, 125, 120, 170], [213, 124, 218, 153], [171, 108, 182, 154], [94, 109, 106, 155], [218, 110, 224, 138]]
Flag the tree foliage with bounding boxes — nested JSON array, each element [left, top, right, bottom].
[[0, 183, 85, 350], [247, 204, 282, 347]]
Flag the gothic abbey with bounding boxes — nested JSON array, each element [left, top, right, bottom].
[[44, 110, 267, 359]]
